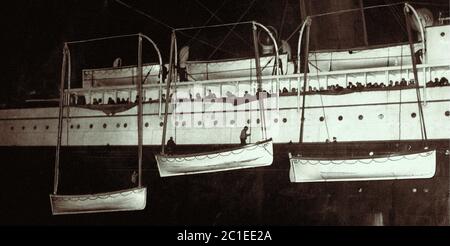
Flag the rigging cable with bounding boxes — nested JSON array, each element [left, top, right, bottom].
[[278, 0, 289, 40], [194, 0, 252, 49], [284, 2, 406, 44], [186, 0, 229, 46], [207, 0, 257, 59], [114, 0, 238, 57]]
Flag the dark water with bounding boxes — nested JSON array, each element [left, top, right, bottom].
[[1, 141, 449, 226]]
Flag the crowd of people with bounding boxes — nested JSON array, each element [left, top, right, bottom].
[[279, 76, 449, 95], [72, 76, 448, 106]]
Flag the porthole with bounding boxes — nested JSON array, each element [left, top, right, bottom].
[[116, 123, 121, 128], [378, 114, 384, 119], [282, 118, 287, 123], [441, 32, 446, 37], [103, 123, 107, 129], [358, 115, 363, 120], [159, 122, 164, 127], [274, 118, 278, 123], [10, 126, 14, 130], [46, 125, 49, 130], [76, 124, 80, 129], [33, 126, 37, 130], [70, 125, 74, 129], [230, 120, 235, 125], [197, 121, 202, 126], [89, 124, 93, 129], [245, 99, 250, 103], [411, 112, 417, 118], [319, 116, 324, 122], [247, 119, 251, 124], [145, 122, 149, 128], [256, 119, 260, 124], [214, 120, 218, 126], [124, 123, 128, 128], [22, 126, 25, 130], [338, 116, 343, 121], [445, 111, 450, 117]]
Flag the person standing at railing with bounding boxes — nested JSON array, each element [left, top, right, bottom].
[[240, 126, 251, 145]]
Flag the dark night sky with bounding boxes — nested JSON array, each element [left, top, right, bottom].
[[1, 0, 448, 102]]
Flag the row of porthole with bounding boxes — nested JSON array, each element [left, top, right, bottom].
[[10, 125, 51, 131], [316, 111, 440, 122], [8, 111, 450, 130], [171, 118, 288, 127], [68, 123, 131, 129]]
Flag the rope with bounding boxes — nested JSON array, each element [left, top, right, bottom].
[[310, 2, 405, 19], [384, 0, 407, 36], [284, 2, 405, 44], [66, 33, 138, 45], [278, 0, 289, 39], [207, 0, 257, 59], [398, 45, 404, 141], [313, 52, 330, 140], [114, 0, 237, 57], [193, 0, 252, 49], [175, 21, 254, 32], [114, 0, 175, 30], [186, 0, 229, 47]]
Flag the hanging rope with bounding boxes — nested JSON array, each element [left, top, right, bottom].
[[398, 44, 404, 141], [313, 53, 330, 141], [404, 6, 428, 143], [53, 44, 69, 195]]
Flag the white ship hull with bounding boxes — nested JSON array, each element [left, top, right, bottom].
[[1, 85, 449, 146], [155, 139, 273, 177], [289, 149, 437, 182]]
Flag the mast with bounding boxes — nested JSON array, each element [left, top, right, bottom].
[[53, 43, 68, 195], [252, 22, 266, 140], [137, 34, 143, 187], [299, 18, 311, 143], [161, 32, 176, 154], [404, 5, 428, 143]]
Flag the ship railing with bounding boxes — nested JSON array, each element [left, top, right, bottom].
[[66, 62, 449, 113]]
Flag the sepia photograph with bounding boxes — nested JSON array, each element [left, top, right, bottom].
[[1, 0, 450, 239]]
